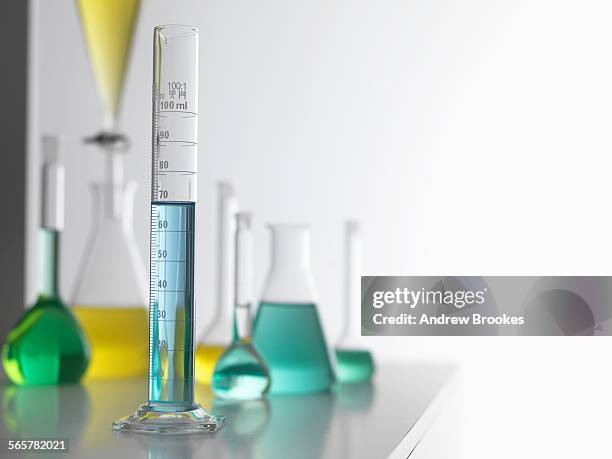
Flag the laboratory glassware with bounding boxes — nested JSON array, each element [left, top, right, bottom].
[[213, 213, 270, 400], [76, 0, 141, 128], [253, 225, 334, 394], [2, 137, 90, 385], [113, 25, 223, 433], [71, 169, 148, 379], [195, 182, 238, 384], [335, 221, 374, 383], [73, 0, 148, 379]]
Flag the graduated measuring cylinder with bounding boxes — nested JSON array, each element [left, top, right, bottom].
[[149, 23, 198, 408], [114, 25, 223, 433]]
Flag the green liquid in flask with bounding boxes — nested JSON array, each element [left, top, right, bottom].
[[2, 229, 90, 385], [253, 302, 333, 394]]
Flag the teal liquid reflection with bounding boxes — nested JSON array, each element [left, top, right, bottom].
[[334, 380, 376, 411], [254, 392, 335, 459], [328, 382, 375, 458], [208, 386, 373, 459]]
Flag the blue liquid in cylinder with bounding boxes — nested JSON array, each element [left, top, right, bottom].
[[149, 203, 195, 410]]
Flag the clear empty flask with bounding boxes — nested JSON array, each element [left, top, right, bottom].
[[213, 213, 270, 400], [335, 221, 374, 383], [195, 182, 238, 384], [253, 225, 334, 394]]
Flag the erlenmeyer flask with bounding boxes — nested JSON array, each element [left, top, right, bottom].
[[253, 225, 334, 394], [72, 173, 148, 379], [195, 182, 239, 384], [335, 221, 374, 383]]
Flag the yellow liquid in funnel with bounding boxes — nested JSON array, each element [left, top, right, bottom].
[[73, 306, 148, 379], [76, 0, 141, 123]]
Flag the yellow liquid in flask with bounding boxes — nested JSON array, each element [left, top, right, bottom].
[[195, 344, 226, 385], [76, 0, 141, 122], [73, 306, 148, 379]]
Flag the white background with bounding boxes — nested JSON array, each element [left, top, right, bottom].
[[28, 0, 612, 457]]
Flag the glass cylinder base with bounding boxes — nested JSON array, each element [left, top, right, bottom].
[[112, 403, 225, 434]]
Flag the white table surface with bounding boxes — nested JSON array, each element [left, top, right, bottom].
[[0, 363, 454, 459]]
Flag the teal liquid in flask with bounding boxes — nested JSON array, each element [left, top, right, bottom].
[[213, 213, 270, 400], [335, 221, 374, 383], [253, 224, 334, 394], [2, 136, 90, 385]]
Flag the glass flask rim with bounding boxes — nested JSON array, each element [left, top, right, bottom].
[[155, 24, 199, 38]]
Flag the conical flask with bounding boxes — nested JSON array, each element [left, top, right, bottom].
[[335, 221, 374, 383], [2, 136, 90, 385], [71, 171, 148, 379], [253, 225, 334, 394], [195, 182, 239, 384]]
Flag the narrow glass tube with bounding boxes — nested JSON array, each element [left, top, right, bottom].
[[194, 181, 239, 385], [40, 135, 64, 299], [233, 212, 255, 341], [335, 221, 375, 383]]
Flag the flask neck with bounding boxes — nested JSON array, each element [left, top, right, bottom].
[[215, 182, 238, 322], [92, 180, 137, 225], [233, 213, 254, 342], [39, 228, 60, 300], [262, 225, 318, 304], [233, 304, 253, 343], [87, 135, 130, 220]]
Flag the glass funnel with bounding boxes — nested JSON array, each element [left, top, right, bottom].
[[195, 182, 239, 384], [2, 136, 90, 385], [76, 0, 141, 130], [335, 221, 375, 383], [213, 213, 270, 400], [253, 225, 334, 394]]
